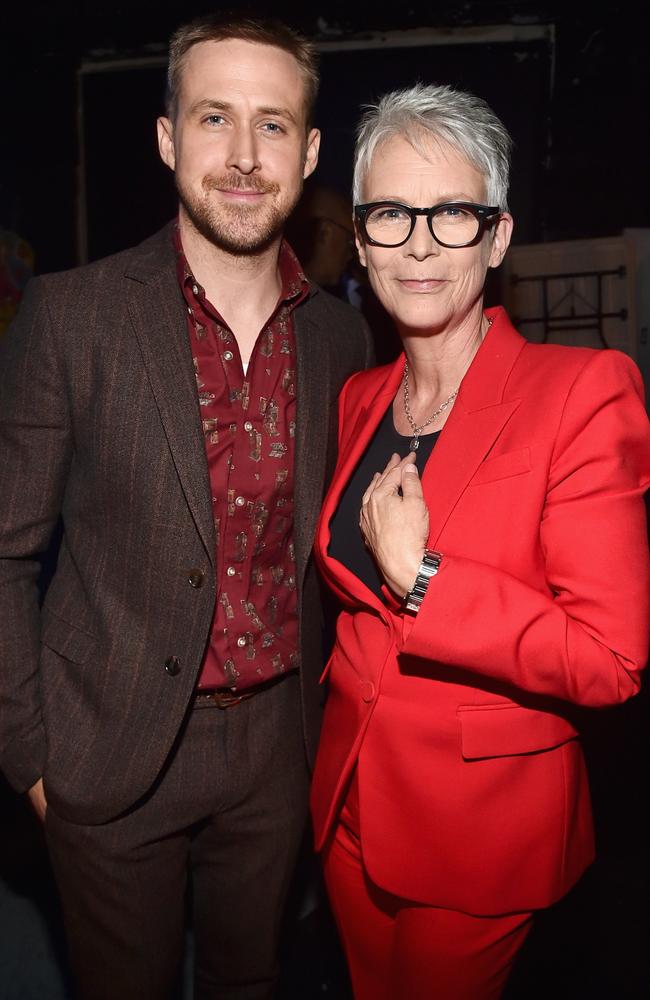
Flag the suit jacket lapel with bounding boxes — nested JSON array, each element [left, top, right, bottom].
[[324, 358, 404, 523], [318, 359, 403, 610], [422, 397, 521, 546], [319, 309, 527, 601], [294, 302, 333, 585], [421, 310, 526, 545], [126, 231, 215, 564]]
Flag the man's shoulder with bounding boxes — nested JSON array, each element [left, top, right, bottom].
[[296, 284, 373, 366], [34, 223, 175, 295], [299, 283, 368, 332]]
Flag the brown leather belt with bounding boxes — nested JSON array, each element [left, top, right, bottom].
[[192, 674, 287, 710]]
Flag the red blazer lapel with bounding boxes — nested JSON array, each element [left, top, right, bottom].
[[421, 309, 527, 544], [317, 358, 404, 609], [317, 309, 528, 602], [335, 360, 404, 491]]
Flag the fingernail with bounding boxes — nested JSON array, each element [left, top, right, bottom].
[[403, 463, 417, 474]]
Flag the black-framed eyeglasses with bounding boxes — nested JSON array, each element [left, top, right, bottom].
[[354, 201, 500, 249]]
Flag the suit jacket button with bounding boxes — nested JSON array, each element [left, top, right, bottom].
[[360, 681, 375, 703], [188, 568, 205, 589], [165, 656, 181, 676]]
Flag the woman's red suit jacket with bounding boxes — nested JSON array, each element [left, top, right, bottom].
[[310, 306, 650, 916]]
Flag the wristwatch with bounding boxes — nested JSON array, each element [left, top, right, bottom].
[[403, 550, 443, 614]]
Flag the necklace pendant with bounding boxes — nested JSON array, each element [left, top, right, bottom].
[[409, 436, 420, 451]]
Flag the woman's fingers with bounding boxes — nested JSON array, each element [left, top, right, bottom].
[[361, 472, 381, 507], [383, 451, 402, 473], [375, 453, 414, 494], [362, 451, 418, 508], [400, 459, 423, 497]]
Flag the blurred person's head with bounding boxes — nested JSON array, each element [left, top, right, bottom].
[[288, 183, 355, 288]]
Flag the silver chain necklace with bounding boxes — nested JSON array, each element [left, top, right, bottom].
[[403, 371, 457, 450], [402, 316, 493, 451]]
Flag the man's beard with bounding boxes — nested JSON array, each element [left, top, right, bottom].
[[177, 172, 301, 256]]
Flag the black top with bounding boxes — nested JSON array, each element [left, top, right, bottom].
[[329, 403, 440, 598]]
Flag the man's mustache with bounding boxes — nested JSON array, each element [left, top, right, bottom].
[[204, 174, 280, 195]]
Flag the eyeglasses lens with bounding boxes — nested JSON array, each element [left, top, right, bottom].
[[364, 205, 481, 247], [431, 207, 480, 246], [364, 205, 412, 245]]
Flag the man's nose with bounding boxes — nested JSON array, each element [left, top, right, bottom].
[[225, 126, 260, 174]]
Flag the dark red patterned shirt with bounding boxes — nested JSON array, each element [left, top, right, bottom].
[[176, 230, 309, 691]]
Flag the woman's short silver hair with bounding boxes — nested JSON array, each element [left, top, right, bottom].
[[353, 82, 512, 211]]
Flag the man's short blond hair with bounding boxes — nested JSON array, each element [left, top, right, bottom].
[[166, 12, 319, 130]]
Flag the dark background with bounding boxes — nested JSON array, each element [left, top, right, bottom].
[[1, 2, 649, 998], [78, 30, 551, 262], [1, 1, 649, 273]]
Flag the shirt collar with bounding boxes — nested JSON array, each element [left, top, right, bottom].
[[173, 222, 309, 313]]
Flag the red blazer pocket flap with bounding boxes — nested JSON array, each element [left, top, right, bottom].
[[458, 703, 578, 760], [470, 447, 531, 487]]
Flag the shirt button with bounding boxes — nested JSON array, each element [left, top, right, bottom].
[[227, 566, 236, 577], [223, 350, 234, 361], [192, 283, 199, 295], [235, 496, 246, 507], [244, 421, 253, 432], [237, 636, 247, 648]]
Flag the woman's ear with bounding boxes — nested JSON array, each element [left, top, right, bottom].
[[488, 213, 513, 269]]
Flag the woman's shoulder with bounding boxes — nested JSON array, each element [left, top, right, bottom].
[[488, 308, 646, 413], [493, 307, 639, 384], [518, 339, 643, 394]]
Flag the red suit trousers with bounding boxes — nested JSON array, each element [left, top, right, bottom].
[[323, 775, 533, 1000]]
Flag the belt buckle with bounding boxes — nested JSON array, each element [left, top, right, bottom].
[[211, 689, 245, 709]]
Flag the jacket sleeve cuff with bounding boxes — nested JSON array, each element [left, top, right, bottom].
[[1, 725, 47, 794], [380, 583, 404, 613]]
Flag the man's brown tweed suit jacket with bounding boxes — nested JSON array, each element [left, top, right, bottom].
[[0, 223, 373, 824]]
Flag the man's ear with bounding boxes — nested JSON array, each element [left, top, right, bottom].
[[157, 117, 176, 171], [488, 212, 513, 269], [303, 128, 320, 180]]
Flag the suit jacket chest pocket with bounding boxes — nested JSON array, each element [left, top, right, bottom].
[[469, 447, 531, 487]]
